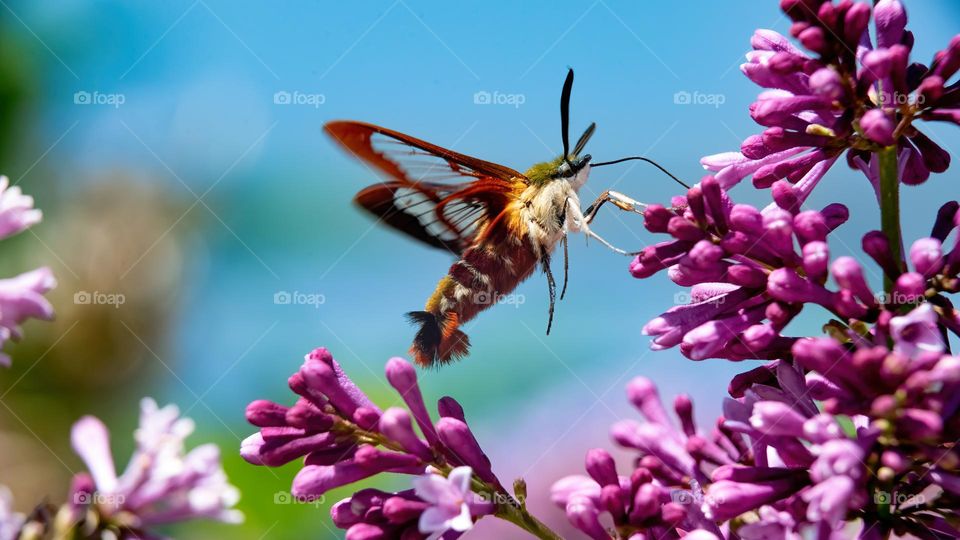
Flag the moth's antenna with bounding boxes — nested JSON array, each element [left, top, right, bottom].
[[560, 69, 574, 165], [591, 156, 690, 189], [572, 122, 596, 157]]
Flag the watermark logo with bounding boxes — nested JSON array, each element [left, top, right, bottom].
[[673, 90, 725, 108], [473, 291, 525, 308], [273, 491, 325, 507], [874, 490, 925, 506], [670, 489, 728, 508], [475, 492, 523, 505], [473, 90, 525, 108], [273, 90, 326, 108], [74, 91, 126, 108], [670, 490, 695, 505], [74, 491, 126, 506], [274, 290, 325, 308], [74, 290, 125, 308], [875, 291, 925, 306], [875, 91, 924, 107], [673, 291, 726, 306]]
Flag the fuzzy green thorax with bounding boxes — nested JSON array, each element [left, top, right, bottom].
[[524, 156, 566, 186]]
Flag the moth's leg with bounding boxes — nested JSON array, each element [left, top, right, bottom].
[[584, 190, 645, 224], [566, 196, 634, 255], [559, 235, 570, 301], [541, 252, 556, 335]]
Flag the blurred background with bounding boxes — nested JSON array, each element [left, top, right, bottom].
[[0, 1, 958, 538]]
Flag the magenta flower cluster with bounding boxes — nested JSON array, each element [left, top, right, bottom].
[[242, 348, 513, 540], [633, 176, 851, 361], [544, 1, 960, 538], [702, 0, 960, 199]]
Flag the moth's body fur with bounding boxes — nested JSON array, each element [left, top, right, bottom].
[[409, 164, 591, 366]]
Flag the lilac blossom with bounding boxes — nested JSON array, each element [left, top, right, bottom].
[[0, 176, 54, 368], [330, 467, 493, 540], [413, 466, 479, 539], [635, 176, 851, 361], [701, 0, 960, 200], [0, 176, 42, 240], [556, 342, 960, 538], [889, 303, 944, 357], [709, 333, 960, 537], [242, 348, 543, 539], [0, 267, 55, 367], [638, 179, 960, 363], [552, 377, 752, 539], [0, 487, 23, 540], [68, 398, 242, 536]]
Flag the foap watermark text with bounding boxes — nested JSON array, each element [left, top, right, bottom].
[[274, 290, 325, 308], [74, 91, 126, 108], [74, 290, 125, 308], [473, 90, 526, 108], [673, 90, 725, 108], [274, 90, 326, 108]]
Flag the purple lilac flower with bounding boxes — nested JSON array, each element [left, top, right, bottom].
[[0, 176, 42, 240], [552, 377, 752, 539], [69, 398, 242, 536], [559, 342, 960, 538], [701, 1, 960, 200], [889, 303, 944, 358], [413, 466, 480, 538], [0, 487, 24, 540], [0, 176, 55, 368], [638, 183, 960, 361], [709, 332, 960, 537], [329, 467, 493, 540], [635, 177, 850, 361], [243, 348, 515, 539], [0, 267, 56, 367]]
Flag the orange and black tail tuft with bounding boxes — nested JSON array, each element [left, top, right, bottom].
[[406, 311, 471, 366]]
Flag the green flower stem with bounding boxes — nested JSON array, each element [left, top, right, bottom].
[[494, 501, 565, 540], [878, 145, 902, 294]]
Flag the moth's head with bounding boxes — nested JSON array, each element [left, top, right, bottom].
[[526, 68, 594, 188]]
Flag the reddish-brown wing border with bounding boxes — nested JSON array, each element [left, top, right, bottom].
[[325, 120, 525, 183], [325, 121, 527, 253]]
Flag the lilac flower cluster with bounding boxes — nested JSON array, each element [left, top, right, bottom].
[[1, 399, 241, 540], [554, 2, 960, 538], [242, 348, 531, 540], [68, 399, 242, 532], [633, 176, 851, 361], [714, 322, 960, 538], [634, 176, 959, 365], [552, 377, 751, 540], [702, 0, 960, 198], [556, 330, 960, 538], [0, 175, 55, 367]]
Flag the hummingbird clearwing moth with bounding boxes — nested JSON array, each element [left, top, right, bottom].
[[325, 70, 684, 367]]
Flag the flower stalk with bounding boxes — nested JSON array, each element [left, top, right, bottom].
[[878, 145, 902, 294], [495, 502, 563, 540]]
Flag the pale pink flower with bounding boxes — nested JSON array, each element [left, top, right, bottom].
[[413, 466, 475, 539]]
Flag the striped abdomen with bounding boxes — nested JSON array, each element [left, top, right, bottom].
[[408, 238, 539, 366]]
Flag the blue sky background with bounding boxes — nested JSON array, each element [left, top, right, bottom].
[[2, 1, 959, 538]]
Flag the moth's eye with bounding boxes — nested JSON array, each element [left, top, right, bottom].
[[556, 162, 572, 177]]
